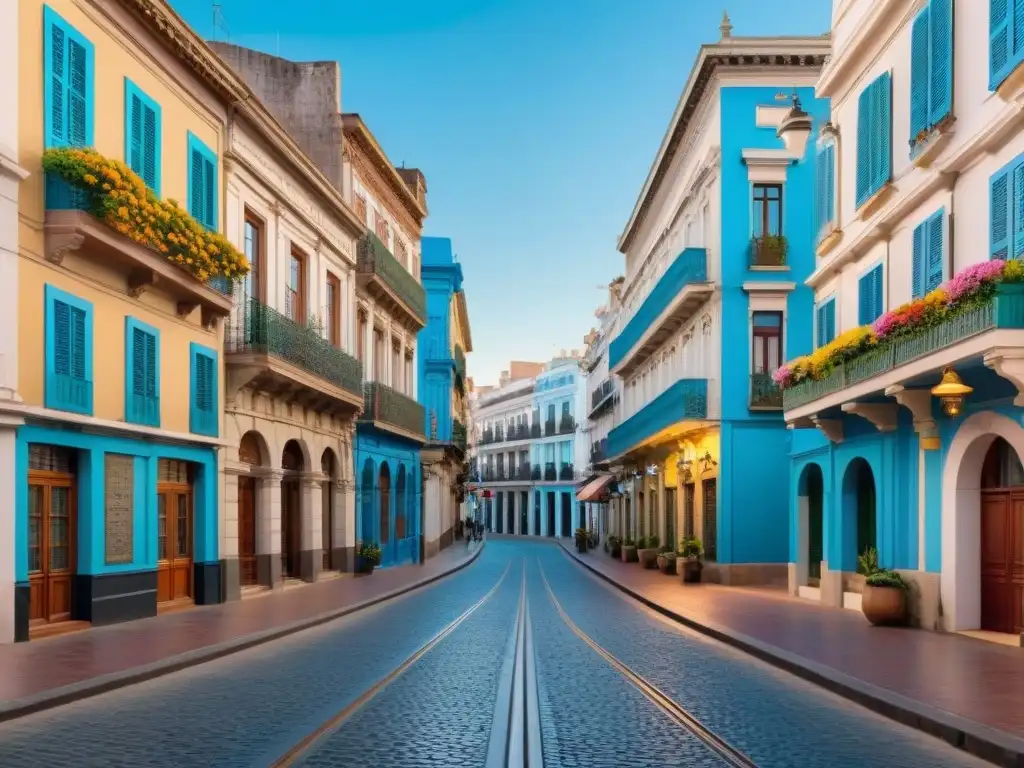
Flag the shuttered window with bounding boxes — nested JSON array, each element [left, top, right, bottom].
[[124, 79, 162, 194], [815, 143, 836, 240], [990, 155, 1024, 261], [815, 298, 836, 347], [912, 209, 946, 298], [855, 72, 893, 208], [990, 0, 1024, 89], [910, 0, 953, 152], [45, 284, 93, 415], [44, 7, 94, 149], [858, 264, 884, 325], [189, 343, 218, 437], [187, 132, 218, 231], [125, 317, 160, 427]]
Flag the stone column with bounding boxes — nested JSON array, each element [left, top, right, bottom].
[[220, 463, 243, 602], [657, 472, 666, 546], [0, 416, 22, 642], [300, 473, 325, 583], [257, 469, 283, 589], [332, 479, 355, 571]]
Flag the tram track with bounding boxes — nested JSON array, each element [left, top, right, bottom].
[[538, 562, 759, 768], [270, 560, 514, 768]]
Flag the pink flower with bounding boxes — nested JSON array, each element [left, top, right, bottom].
[[772, 365, 791, 386], [943, 259, 1005, 303]]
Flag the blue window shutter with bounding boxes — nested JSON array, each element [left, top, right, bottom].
[[910, 7, 931, 144], [124, 80, 162, 194], [43, 8, 94, 149], [67, 38, 90, 147], [44, 10, 67, 148], [912, 221, 926, 298], [203, 154, 217, 229], [44, 284, 93, 415], [991, 0, 1012, 86], [926, 209, 945, 291], [825, 300, 836, 344], [1014, 161, 1024, 259], [991, 168, 1011, 259], [187, 132, 218, 231], [814, 147, 826, 236], [1016, 0, 1024, 58], [929, 0, 953, 126], [856, 86, 872, 206], [189, 342, 218, 436], [824, 144, 835, 226], [815, 304, 824, 347], [876, 72, 892, 191], [124, 317, 160, 427], [858, 273, 870, 325], [871, 265, 883, 322]]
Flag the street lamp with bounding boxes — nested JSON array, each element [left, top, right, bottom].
[[931, 367, 973, 417], [777, 90, 813, 159]]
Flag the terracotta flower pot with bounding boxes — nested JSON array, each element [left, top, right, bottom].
[[681, 559, 702, 583], [862, 585, 907, 626], [658, 555, 677, 575], [621, 545, 638, 563], [609, 543, 621, 558], [638, 548, 659, 569]]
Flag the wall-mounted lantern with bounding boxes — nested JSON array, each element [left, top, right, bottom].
[[931, 367, 973, 417], [777, 90, 813, 159]]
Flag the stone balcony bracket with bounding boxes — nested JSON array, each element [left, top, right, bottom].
[[984, 348, 1024, 406], [840, 402, 898, 433], [810, 415, 843, 444], [885, 385, 939, 451]]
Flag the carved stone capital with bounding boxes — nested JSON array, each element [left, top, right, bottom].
[[811, 415, 843, 444], [885, 385, 938, 450], [840, 403, 898, 433], [984, 348, 1024, 406]]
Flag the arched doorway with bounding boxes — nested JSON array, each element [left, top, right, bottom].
[[379, 463, 391, 564], [281, 440, 304, 580], [842, 458, 876, 572], [798, 463, 825, 585], [321, 449, 337, 571], [395, 465, 407, 564], [360, 458, 375, 546], [237, 431, 265, 587], [980, 437, 1024, 634]]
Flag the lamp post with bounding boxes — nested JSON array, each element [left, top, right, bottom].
[[777, 90, 813, 159]]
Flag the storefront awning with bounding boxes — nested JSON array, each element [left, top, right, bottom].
[[577, 474, 615, 502]]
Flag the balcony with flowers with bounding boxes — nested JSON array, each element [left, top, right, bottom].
[[41, 148, 240, 325], [778, 261, 1024, 437]]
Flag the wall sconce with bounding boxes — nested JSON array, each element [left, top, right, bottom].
[[931, 367, 973, 417], [698, 450, 718, 475], [777, 89, 813, 159]]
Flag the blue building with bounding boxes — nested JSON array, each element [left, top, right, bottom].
[[418, 237, 472, 557], [605, 29, 830, 585]]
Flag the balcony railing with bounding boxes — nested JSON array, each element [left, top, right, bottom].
[[516, 464, 532, 481], [454, 345, 466, 384], [361, 382, 426, 439], [512, 423, 530, 440], [590, 439, 608, 466], [608, 378, 708, 460], [227, 296, 363, 397], [544, 462, 557, 481], [531, 464, 541, 480], [749, 235, 787, 268], [496, 466, 507, 481], [608, 247, 709, 374], [481, 428, 494, 445], [559, 463, 575, 481], [531, 423, 541, 438], [559, 415, 577, 434], [782, 288, 1024, 412], [590, 379, 615, 412], [544, 420, 556, 436], [356, 232, 427, 326], [452, 418, 468, 451], [750, 373, 783, 410]]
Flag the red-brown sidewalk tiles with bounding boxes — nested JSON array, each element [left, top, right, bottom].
[[0, 543, 484, 721], [561, 543, 1024, 768]]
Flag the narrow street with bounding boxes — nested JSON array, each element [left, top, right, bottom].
[[0, 541, 993, 768]]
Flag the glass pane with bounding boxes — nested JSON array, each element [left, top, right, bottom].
[[176, 495, 190, 557], [768, 336, 781, 370], [50, 487, 69, 571], [158, 494, 168, 561], [753, 339, 765, 373], [768, 200, 781, 235], [28, 486, 43, 573], [753, 200, 764, 237]]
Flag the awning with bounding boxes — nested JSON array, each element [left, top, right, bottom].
[[577, 474, 615, 502]]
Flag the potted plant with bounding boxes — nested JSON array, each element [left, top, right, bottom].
[[657, 549, 677, 575], [574, 527, 589, 554], [355, 542, 382, 575], [679, 536, 703, 583], [620, 536, 638, 563], [638, 535, 660, 569], [589, 530, 599, 549], [858, 547, 909, 625], [607, 535, 621, 559], [751, 233, 788, 266]]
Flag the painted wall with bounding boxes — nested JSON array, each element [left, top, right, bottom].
[[418, 236, 463, 441], [354, 425, 422, 564]]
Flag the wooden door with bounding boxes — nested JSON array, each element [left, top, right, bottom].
[[27, 477, 76, 625], [238, 477, 257, 586], [703, 478, 718, 561], [157, 488, 193, 603], [981, 492, 1024, 634], [281, 479, 301, 578]]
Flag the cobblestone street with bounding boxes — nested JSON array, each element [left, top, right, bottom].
[[0, 540, 996, 767]]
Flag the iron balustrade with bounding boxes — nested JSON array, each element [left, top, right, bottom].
[[356, 232, 427, 324], [544, 462, 557, 481], [530, 423, 541, 438], [559, 463, 574, 481], [531, 464, 541, 480], [544, 419, 557, 436], [749, 373, 783, 409], [361, 382, 426, 438], [608, 378, 708, 459], [559, 415, 577, 434], [516, 464, 532, 481]]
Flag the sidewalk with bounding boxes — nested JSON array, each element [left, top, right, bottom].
[[560, 542, 1024, 767], [0, 541, 484, 721]]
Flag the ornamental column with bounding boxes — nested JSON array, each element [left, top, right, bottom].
[[300, 472, 325, 582], [257, 469, 283, 589]]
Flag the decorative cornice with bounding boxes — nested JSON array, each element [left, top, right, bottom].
[[454, 290, 473, 353], [343, 115, 426, 227]]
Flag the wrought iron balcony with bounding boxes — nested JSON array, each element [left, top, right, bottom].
[[559, 463, 575, 481], [608, 378, 708, 460], [516, 464, 532, 481], [481, 428, 494, 445], [544, 419, 557, 436], [559, 415, 577, 434], [531, 423, 541, 438], [750, 373, 783, 410], [496, 466, 508, 481], [590, 439, 608, 466], [544, 462, 557, 481], [226, 296, 364, 414], [531, 464, 541, 480], [360, 382, 426, 442], [512, 423, 530, 440], [356, 232, 427, 329], [483, 467, 495, 482], [590, 379, 615, 416], [494, 425, 505, 443]]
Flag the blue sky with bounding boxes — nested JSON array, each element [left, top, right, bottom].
[[172, 0, 831, 386]]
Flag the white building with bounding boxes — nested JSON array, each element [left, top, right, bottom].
[[782, 0, 1024, 637]]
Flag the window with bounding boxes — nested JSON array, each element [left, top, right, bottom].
[[374, 210, 390, 247], [123, 79, 161, 194], [912, 209, 945, 298], [392, 341, 402, 390], [187, 132, 218, 231], [357, 311, 367, 362], [189, 343, 218, 437], [561, 401, 570, 417], [815, 143, 836, 239], [396, 238, 409, 269], [326, 272, 341, 347], [125, 317, 160, 427], [990, 0, 1024, 89], [45, 284, 93, 415], [354, 193, 368, 224], [855, 72, 893, 207], [752, 184, 782, 237], [286, 246, 305, 324], [546, 404, 555, 422], [44, 7, 94, 149], [752, 311, 782, 375], [858, 264, 884, 325], [990, 155, 1024, 260], [816, 298, 836, 347], [910, 0, 953, 149], [373, 329, 384, 381], [242, 210, 264, 302]]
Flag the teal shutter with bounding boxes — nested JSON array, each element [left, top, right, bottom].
[[926, 209, 945, 291], [858, 273, 870, 325], [815, 304, 825, 347], [189, 146, 204, 223], [929, 0, 953, 125], [43, 8, 94, 149], [187, 133, 218, 231], [912, 221, 926, 298], [44, 285, 93, 415], [190, 343, 218, 436], [124, 81, 162, 194], [1014, 162, 1024, 258], [910, 7, 930, 144], [825, 300, 836, 344], [45, 16, 66, 147], [991, 168, 1011, 259], [67, 39, 88, 146], [815, 147, 826, 236], [991, 0, 1012, 86], [875, 72, 892, 191], [871, 265, 883, 322], [856, 86, 872, 205], [125, 318, 160, 426]]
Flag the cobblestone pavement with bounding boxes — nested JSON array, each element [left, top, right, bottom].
[[0, 540, 997, 767]]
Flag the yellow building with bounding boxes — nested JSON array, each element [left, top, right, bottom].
[[10, 0, 240, 641]]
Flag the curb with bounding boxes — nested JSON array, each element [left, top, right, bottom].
[[560, 544, 1024, 768], [0, 542, 485, 724]]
